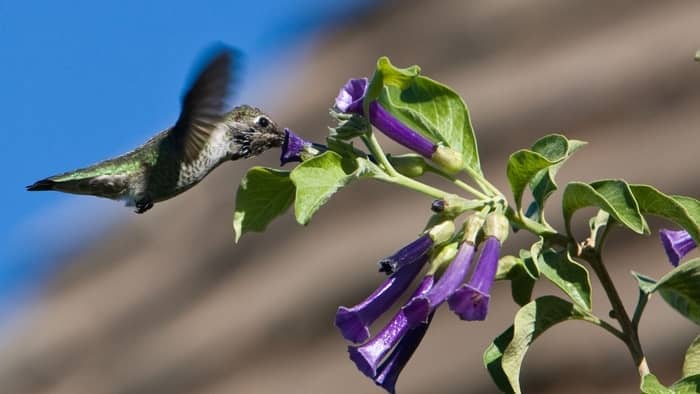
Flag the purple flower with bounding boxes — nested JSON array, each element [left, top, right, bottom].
[[378, 234, 433, 275], [335, 78, 463, 172], [374, 312, 435, 394], [279, 128, 326, 165], [280, 128, 310, 165], [402, 241, 475, 327], [335, 254, 429, 344], [335, 78, 368, 114], [659, 229, 697, 267], [348, 275, 434, 378], [448, 236, 500, 321]]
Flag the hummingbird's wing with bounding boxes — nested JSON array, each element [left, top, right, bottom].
[[172, 46, 237, 164]]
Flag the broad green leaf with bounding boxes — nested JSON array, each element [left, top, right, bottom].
[[496, 255, 537, 306], [653, 258, 700, 325], [233, 167, 295, 242], [373, 57, 481, 174], [672, 375, 700, 393], [631, 185, 700, 243], [487, 296, 587, 393], [683, 335, 700, 377], [537, 248, 592, 310], [641, 374, 672, 394], [290, 151, 358, 225], [674, 195, 700, 239], [562, 180, 648, 237], [529, 134, 586, 210], [483, 326, 516, 394], [506, 149, 559, 212]]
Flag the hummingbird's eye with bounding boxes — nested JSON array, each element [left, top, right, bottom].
[[255, 116, 270, 128]]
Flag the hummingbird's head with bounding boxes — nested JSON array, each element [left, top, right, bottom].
[[225, 105, 285, 160]]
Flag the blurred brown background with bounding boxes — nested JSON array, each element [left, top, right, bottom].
[[2, 1, 699, 393]]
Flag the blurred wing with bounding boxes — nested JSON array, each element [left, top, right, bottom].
[[172, 46, 238, 163]]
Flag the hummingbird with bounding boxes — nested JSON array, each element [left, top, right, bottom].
[[27, 46, 284, 214]]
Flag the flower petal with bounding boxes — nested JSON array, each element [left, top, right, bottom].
[[336, 254, 428, 343], [367, 102, 437, 158], [402, 241, 475, 327], [335, 78, 368, 114], [378, 234, 433, 275], [280, 128, 309, 165], [374, 312, 435, 394], [348, 275, 434, 378], [659, 229, 697, 267], [448, 284, 490, 321]]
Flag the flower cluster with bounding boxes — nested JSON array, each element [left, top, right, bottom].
[[335, 78, 464, 173], [659, 229, 697, 266], [336, 213, 509, 393]]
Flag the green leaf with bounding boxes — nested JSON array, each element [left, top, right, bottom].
[[641, 374, 672, 394], [589, 209, 612, 248], [562, 180, 648, 237], [630, 185, 700, 243], [537, 248, 592, 310], [674, 195, 700, 240], [372, 57, 481, 174], [529, 134, 586, 210], [290, 151, 358, 225], [632, 271, 658, 294], [672, 375, 700, 393], [233, 167, 295, 242], [683, 335, 700, 378], [483, 326, 516, 394], [506, 149, 559, 212], [496, 255, 537, 306], [653, 258, 700, 325], [485, 296, 587, 393]]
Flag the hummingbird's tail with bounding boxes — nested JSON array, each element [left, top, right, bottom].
[[26, 178, 56, 191]]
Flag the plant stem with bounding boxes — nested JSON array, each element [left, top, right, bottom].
[[425, 164, 490, 199], [631, 289, 650, 331], [362, 133, 400, 177], [464, 166, 502, 197], [582, 248, 650, 377]]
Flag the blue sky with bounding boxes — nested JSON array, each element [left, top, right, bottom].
[[0, 0, 369, 326]]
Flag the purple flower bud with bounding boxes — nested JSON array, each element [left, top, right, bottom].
[[348, 275, 434, 378], [402, 241, 475, 328], [659, 229, 697, 267], [280, 128, 310, 165], [335, 78, 438, 159], [374, 312, 435, 394], [448, 236, 501, 321], [335, 78, 368, 114], [336, 253, 429, 344], [378, 234, 433, 275]]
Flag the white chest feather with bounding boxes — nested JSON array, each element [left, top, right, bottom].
[[176, 128, 229, 187]]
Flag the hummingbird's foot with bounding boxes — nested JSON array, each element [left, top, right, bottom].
[[134, 198, 154, 214]]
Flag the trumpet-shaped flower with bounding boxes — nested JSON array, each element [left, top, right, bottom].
[[659, 229, 697, 267]]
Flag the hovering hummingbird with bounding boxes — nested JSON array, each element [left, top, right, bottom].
[[27, 47, 284, 213]]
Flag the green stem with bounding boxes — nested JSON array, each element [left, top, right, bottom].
[[362, 133, 399, 177], [582, 248, 650, 377], [582, 313, 626, 342], [424, 164, 489, 199], [464, 166, 501, 197]]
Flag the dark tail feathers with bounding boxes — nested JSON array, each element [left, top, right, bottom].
[[26, 178, 56, 191]]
